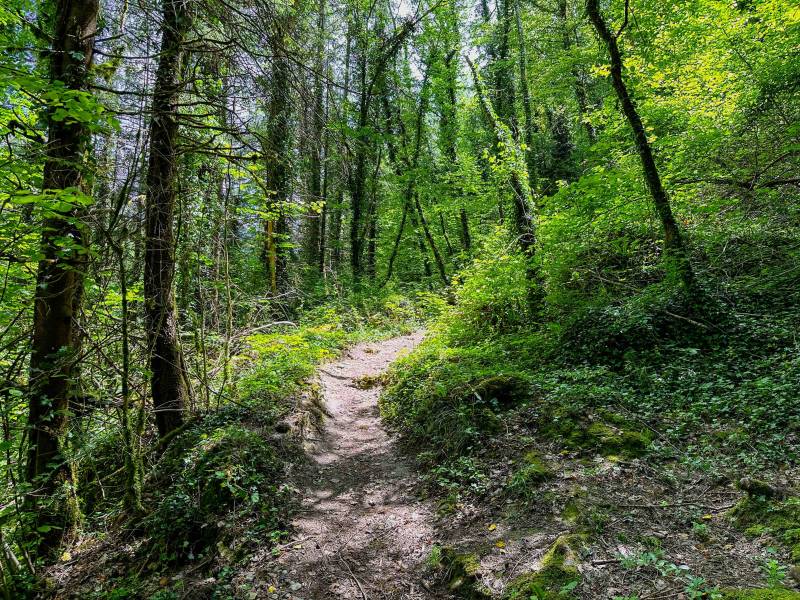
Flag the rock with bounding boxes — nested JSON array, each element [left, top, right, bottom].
[[790, 564, 800, 584]]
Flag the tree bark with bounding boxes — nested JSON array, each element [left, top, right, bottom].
[[349, 28, 369, 281], [26, 0, 99, 557], [348, 17, 415, 282], [405, 63, 448, 286], [414, 194, 448, 286], [331, 26, 352, 270], [144, 0, 191, 438], [319, 78, 330, 275], [408, 203, 433, 280], [586, 0, 698, 294], [466, 56, 536, 258], [264, 14, 293, 299], [441, 48, 472, 251], [381, 197, 409, 286], [467, 55, 542, 307], [514, 0, 539, 190], [494, 0, 519, 136], [307, 0, 326, 272]]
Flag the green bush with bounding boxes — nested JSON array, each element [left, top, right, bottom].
[[143, 423, 286, 564], [381, 337, 532, 461]]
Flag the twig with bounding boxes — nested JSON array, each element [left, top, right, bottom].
[[591, 558, 620, 566], [339, 553, 368, 600], [601, 501, 737, 512]]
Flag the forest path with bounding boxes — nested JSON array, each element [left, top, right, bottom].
[[273, 331, 444, 599]]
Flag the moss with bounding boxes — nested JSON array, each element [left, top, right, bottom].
[[439, 547, 492, 599], [730, 495, 800, 562], [738, 478, 785, 500], [472, 374, 529, 409], [353, 373, 384, 389], [561, 500, 581, 524], [720, 590, 800, 599], [542, 408, 651, 458], [502, 535, 586, 599], [477, 407, 503, 434], [507, 452, 554, 499], [560, 488, 588, 525]]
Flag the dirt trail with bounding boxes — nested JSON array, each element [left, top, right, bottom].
[[275, 331, 443, 599]]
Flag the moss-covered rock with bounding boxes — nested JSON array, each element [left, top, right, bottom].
[[720, 590, 800, 599], [471, 374, 530, 409], [738, 477, 787, 500], [438, 547, 492, 599], [507, 452, 554, 499], [560, 487, 588, 525], [541, 407, 652, 458], [503, 534, 586, 599], [731, 495, 800, 562]]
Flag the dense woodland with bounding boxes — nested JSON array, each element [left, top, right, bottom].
[[1, 0, 799, 597]]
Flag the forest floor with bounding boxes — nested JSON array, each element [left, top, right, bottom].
[[235, 331, 447, 599], [44, 330, 799, 598], [232, 331, 800, 599]]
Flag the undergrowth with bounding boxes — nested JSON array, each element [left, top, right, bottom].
[[380, 222, 800, 580], [38, 289, 431, 598]]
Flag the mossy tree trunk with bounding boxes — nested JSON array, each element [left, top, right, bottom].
[[263, 14, 294, 300], [587, 0, 699, 296], [144, 0, 192, 438], [26, 0, 100, 558]]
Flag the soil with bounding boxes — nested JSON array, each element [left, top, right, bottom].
[[250, 331, 445, 599]]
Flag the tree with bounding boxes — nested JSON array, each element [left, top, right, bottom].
[[466, 58, 537, 266], [305, 0, 328, 274], [559, 0, 596, 143], [586, 0, 698, 295], [513, 0, 538, 189], [348, 15, 415, 281], [263, 12, 295, 300], [144, 0, 192, 438], [26, 0, 100, 558]]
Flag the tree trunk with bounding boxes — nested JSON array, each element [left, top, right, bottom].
[[307, 0, 326, 272], [494, 0, 518, 136], [349, 37, 369, 281], [441, 47, 472, 252], [466, 57, 536, 258], [366, 204, 377, 279], [414, 194, 448, 286], [264, 15, 293, 299], [405, 63, 448, 286], [408, 205, 433, 280], [144, 0, 191, 438], [331, 26, 351, 270], [467, 56, 542, 307], [26, 0, 99, 557], [381, 198, 410, 286], [319, 80, 330, 275], [514, 0, 539, 190], [586, 0, 698, 294]]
